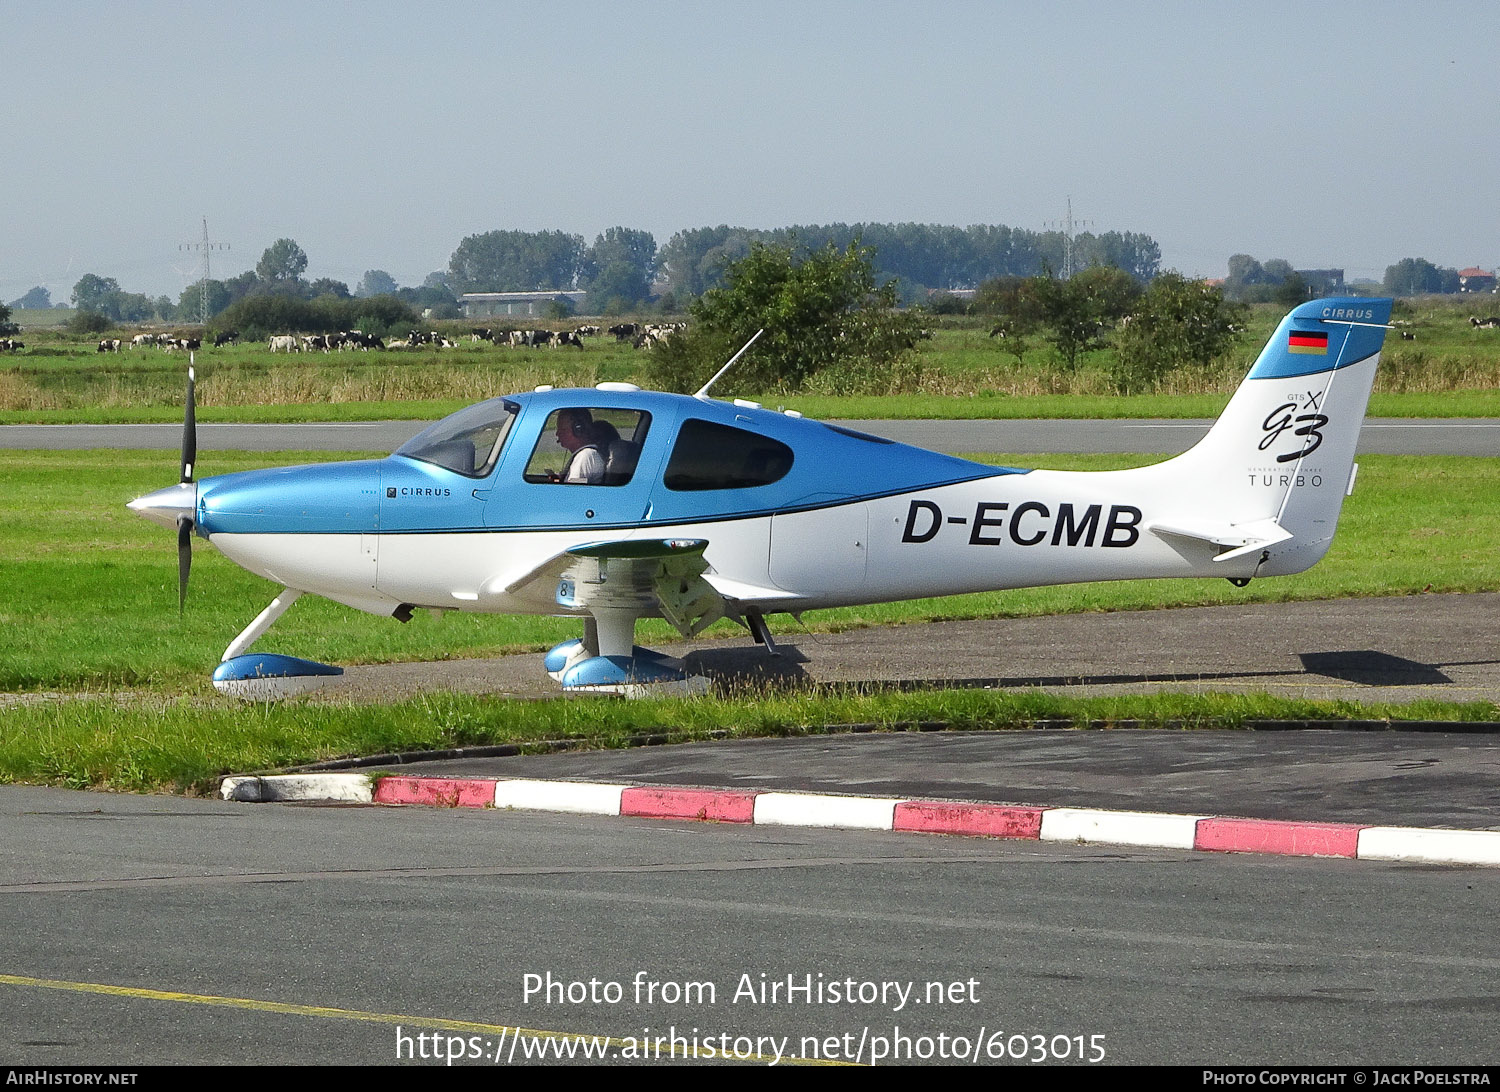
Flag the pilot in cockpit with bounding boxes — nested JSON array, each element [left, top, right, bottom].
[[553, 408, 606, 484]]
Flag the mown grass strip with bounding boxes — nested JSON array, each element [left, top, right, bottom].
[[2, 688, 1494, 796], [1, 450, 1496, 693]]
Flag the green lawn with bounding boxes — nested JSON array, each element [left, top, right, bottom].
[[1, 446, 1496, 793], [1, 449, 1495, 694]]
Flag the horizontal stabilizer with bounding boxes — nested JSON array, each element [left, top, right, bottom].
[[1148, 517, 1293, 563]]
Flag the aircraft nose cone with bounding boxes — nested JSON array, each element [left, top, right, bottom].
[[127, 482, 197, 529]]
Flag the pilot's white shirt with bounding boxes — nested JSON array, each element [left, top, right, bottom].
[[564, 446, 605, 484]]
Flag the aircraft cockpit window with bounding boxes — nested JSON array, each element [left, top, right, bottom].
[[523, 408, 651, 486], [663, 418, 794, 491], [395, 398, 518, 478]]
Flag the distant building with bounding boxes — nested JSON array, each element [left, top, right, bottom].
[[1458, 268, 1496, 293], [460, 291, 588, 318], [1296, 269, 1345, 294]]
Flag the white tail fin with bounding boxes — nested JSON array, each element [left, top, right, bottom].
[[1131, 297, 1392, 576]]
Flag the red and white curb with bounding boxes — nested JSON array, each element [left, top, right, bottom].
[[219, 773, 1500, 867]]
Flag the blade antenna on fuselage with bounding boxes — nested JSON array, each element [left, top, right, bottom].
[[694, 328, 764, 400]]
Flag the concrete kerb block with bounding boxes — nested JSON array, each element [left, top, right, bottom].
[[754, 791, 900, 830], [492, 779, 625, 816], [1040, 807, 1205, 850], [1357, 826, 1500, 866], [220, 773, 373, 803]]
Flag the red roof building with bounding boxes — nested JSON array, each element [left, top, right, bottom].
[[1458, 268, 1496, 293]]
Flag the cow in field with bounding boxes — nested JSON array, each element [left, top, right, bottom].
[[97, 339, 121, 352], [268, 335, 299, 352]]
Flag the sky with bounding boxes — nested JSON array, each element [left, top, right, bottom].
[[3, 0, 1497, 304]]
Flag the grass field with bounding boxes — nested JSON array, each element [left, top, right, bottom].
[[3, 299, 1498, 423], [1, 446, 1496, 792], [2, 449, 1496, 694]]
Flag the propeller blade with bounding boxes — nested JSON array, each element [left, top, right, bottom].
[[180, 363, 196, 484], [177, 514, 192, 613]]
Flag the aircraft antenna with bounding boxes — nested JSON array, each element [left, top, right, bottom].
[[694, 328, 764, 400]]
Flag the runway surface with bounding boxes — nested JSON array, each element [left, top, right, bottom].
[[3, 417, 1499, 455]]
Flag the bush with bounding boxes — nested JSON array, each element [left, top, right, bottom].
[[645, 241, 925, 395], [67, 311, 112, 335], [213, 293, 419, 340], [1109, 274, 1247, 393]]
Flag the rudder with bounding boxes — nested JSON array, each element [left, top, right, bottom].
[[1140, 297, 1392, 576]]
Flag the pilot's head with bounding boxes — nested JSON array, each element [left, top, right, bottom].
[[555, 408, 594, 451]]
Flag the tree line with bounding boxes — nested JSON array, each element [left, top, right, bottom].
[[45, 219, 1164, 329], [1223, 252, 1492, 301], [654, 223, 1162, 301], [42, 224, 1476, 334], [51, 239, 459, 331], [445, 221, 1162, 313]]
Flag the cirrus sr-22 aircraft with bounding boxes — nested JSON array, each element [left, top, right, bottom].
[[128, 297, 1392, 699]]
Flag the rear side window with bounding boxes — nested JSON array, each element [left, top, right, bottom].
[[663, 418, 794, 491]]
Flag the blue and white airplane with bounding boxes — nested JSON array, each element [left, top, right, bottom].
[[129, 297, 1393, 699]]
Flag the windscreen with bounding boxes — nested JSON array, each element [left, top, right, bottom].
[[395, 398, 518, 478]]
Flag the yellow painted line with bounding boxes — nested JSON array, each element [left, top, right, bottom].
[[0, 973, 853, 1066]]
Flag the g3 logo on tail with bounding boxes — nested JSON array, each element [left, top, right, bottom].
[[1260, 392, 1329, 463]]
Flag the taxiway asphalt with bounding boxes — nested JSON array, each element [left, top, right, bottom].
[[324, 593, 1500, 710], [3, 417, 1499, 455], [3, 768, 1500, 1067]]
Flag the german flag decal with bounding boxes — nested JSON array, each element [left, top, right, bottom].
[[1287, 330, 1329, 355]]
